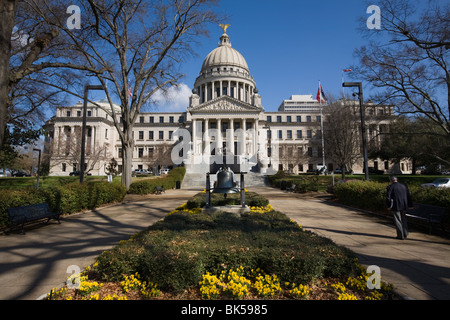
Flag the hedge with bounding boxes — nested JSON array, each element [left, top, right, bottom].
[[0, 182, 127, 229], [186, 191, 269, 209], [268, 171, 322, 193], [92, 202, 357, 293], [128, 167, 186, 195], [333, 180, 450, 222]]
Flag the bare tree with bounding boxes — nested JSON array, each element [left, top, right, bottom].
[[49, 126, 108, 175], [353, 0, 449, 141], [144, 143, 174, 173], [23, 0, 219, 189], [323, 100, 362, 179]]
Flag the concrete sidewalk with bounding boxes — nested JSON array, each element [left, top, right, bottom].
[[0, 189, 198, 300], [252, 187, 450, 300]]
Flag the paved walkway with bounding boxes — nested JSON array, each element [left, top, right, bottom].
[[1, 186, 449, 300], [252, 187, 450, 300], [0, 189, 198, 300]]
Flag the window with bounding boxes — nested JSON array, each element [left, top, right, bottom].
[[316, 116, 321, 122], [159, 131, 164, 140], [298, 164, 303, 172], [138, 148, 144, 158], [77, 111, 81, 117], [178, 116, 184, 123], [66, 111, 71, 117], [287, 130, 292, 139], [138, 131, 144, 140], [307, 130, 312, 138], [277, 116, 282, 123], [159, 116, 164, 123], [169, 116, 174, 123], [267, 115, 272, 123], [62, 163, 66, 172], [297, 116, 301, 122], [169, 131, 173, 140], [267, 130, 272, 139], [118, 148, 123, 158], [297, 130, 302, 139], [140, 116, 144, 123], [149, 116, 154, 123], [105, 129, 108, 139], [149, 131, 154, 140], [278, 130, 282, 139], [287, 116, 291, 123], [306, 116, 311, 122], [87, 110, 92, 117], [307, 147, 313, 156]]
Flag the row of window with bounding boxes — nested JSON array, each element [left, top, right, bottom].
[[268, 129, 315, 139], [63, 110, 184, 124], [266, 115, 321, 123], [134, 130, 173, 140], [139, 116, 184, 124]]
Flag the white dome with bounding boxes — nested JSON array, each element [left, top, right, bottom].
[[200, 33, 249, 73]]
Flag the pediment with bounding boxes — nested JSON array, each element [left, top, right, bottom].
[[189, 96, 262, 114]]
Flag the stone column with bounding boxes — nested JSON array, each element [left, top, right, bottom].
[[192, 119, 197, 155], [217, 119, 222, 155], [212, 82, 215, 100]]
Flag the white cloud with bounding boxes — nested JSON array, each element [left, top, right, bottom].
[[151, 83, 192, 112]]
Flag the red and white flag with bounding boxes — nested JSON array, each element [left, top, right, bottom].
[[128, 83, 133, 98], [343, 69, 352, 72], [316, 82, 326, 104]]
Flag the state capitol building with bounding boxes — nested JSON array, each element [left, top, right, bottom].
[[44, 27, 412, 183]]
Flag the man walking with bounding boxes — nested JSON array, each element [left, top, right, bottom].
[[386, 175, 413, 239]]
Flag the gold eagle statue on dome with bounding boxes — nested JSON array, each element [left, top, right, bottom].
[[219, 24, 230, 33]]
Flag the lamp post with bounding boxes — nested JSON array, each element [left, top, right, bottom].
[[33, 148, 41, 189], [80, 84, 104, 183], [342, 82, 369, 181]]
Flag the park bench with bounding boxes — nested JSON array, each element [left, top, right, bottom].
[[286, 184, 296, 192], [7, 203, 61, 234], [154, 186, 165, 195], [406, 203, 447, 234]]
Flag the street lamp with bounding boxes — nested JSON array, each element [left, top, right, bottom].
[[33, 148, 41, 189], [342, 82, 370, 181], [80, 84, 104, 183]]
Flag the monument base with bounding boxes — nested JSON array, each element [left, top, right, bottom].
[[202, 205, 250, 216]]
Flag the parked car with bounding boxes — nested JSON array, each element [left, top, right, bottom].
[[160, 169, 170, 175], [421, 178, 450, 188], [334, 168, 353, 175], [69, 171, 92, 176], [134, 169, 150, 175], [12, 171, 31, 177]]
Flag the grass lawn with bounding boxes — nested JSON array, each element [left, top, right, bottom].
[[46, 192, 395, 300]]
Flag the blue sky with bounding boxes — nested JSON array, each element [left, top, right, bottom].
[[174, 0, 376, 112], [82, 0, 379, 112]]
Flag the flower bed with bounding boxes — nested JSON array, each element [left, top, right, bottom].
[[45, 193, 396, 300]]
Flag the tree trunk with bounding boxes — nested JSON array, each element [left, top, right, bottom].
[[121, 135, 134, 190], [0, 0, 17, 148]]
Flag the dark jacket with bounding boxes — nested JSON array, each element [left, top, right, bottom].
[[386, 182, 413, 211]]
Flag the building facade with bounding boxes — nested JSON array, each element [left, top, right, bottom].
[[44, 28, 412, 178]]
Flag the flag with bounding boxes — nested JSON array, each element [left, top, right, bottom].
[[316, 82, 326, 103], [128, 83, 133, 98], [343, 69, 352, 72]]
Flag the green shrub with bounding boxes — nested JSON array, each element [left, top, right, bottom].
[[186, 192, 269, 209], [128, 167, 186, 195], [0, 189, 47, 227], [333, 180, 450, 221], [333, 181, 387, 212], [0, 182, 126, 228], [92, 199, 357, 293]]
